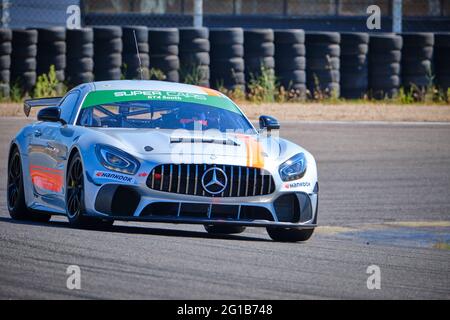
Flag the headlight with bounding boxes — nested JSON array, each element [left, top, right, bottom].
[[279, 153, 307, 181], [95, 144, 140, 175]]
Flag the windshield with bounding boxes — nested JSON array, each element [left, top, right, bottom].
[[77, 100, 254, 132]]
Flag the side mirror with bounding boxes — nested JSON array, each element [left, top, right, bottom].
[[259, 115, 280, 131], [37, 107, 66, 124]]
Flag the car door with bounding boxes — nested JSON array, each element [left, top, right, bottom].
[[28, 91, 80, 209]]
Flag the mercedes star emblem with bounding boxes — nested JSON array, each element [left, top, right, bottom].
[[201, 167, 228, 195]]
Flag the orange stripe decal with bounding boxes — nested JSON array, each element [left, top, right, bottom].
[[30, 165, 63, 192], [235, 134, 265, 169], [200, 87, 222, 96]]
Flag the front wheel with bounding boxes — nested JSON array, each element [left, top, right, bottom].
[[266, 227, 314, 242], [7, 148, 51, 222], [66, 153, 113, 229]]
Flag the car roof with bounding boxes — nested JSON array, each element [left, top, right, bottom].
[[87, 80, 224, 96]]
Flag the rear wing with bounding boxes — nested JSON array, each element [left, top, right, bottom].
[[23, 97, 63, 117]]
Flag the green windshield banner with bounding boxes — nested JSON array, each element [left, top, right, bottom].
[[81, 90, 241, 114]]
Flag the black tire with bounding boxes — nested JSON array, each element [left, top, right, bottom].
[[122, 26, 148, 45], [277, 70, 306, 83], [151, 55, 179, 70], [0, 55, 11, 69], [0, 41, 12, 55], [305, 32, 340, 44], [306, 43, 340, 57], [245, 42, 275, 57], [66, 28, 94, 45], [209, 28, 244, 45], [12, 29, 38, 44], [204, 225, 246, 235], [274, 43, 305, 57], [402, 32, 434, 47], [180, 38, 210, 53], [370, 75, 400, 88], [369, 34, 402, 52], [93, 26, 122, 40], [340, 43, 368, 55], [402, 46, 433, 61], [180, 51, 210, 65], [307, 57, 339, 70], [435, 33, 450, 48], [370, 62, 400, 76], [307, 70, 340, 83], [340, 32, 369, 45], [148, 28, 179, 45], [150, 44, 178, 55], [370, 50, 402, 63], [95, 68, 121, 80], [266, 227, 314, 242], [245, 56, 275, 70], [7, 148, 51, 222], [36, 27, 66, 42], [211, 44, 244, 59], [179, 27, 209, 41], [244, 29, 274, 44], [66, 57, 94, 72], [274, 29, 305, 44], [0, 28, 12, 42], [96, 38, 123, 53], [66, 153, 113, 229]]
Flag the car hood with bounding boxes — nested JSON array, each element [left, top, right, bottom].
[[89, 128, 282, 160]]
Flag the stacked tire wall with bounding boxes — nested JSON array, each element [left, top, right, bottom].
[[210, 28, 245, 92], [244, 29, 275, 83], [148, 28, 180, 82], [36, 27, 66, 84], [93, 26, 122, 81], [340, 32, 369, 99], [401, 33, 434, 90], [11, 29, 38, 93], [369, 34, 403, 99], [274, 29, 306, 98], [0, 29, 12, 97], [179, 27, 210, 87], [433, 33, 450, 92], [305, 32, 340, 98], [122, 26, 149, 80], [66, 28, 94, 86]]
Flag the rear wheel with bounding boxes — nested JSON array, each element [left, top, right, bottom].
[[204, 225, 246, 235], [7, 148, 51, 222], [66, 153, 113, 229], [266, 227, 314, 242]]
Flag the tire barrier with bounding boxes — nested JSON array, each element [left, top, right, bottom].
[[305, 32, 340, 98], [244, 29, 275, 84], [66, 28, 94, 85], [93, 26, 122, 81], [0, 29, 12, 97], [36, 27, 66, 83], [11, 29, 38, 92], [433, 33, 450, 92], [369, 33, 403, 99], [209, 28, 245, 92], [340, 32, 369, 99], [274, 29, 306, 98], [122, 26, 149, 80], [179, 27, 210, 87], [401, 33, 434, 90], [148, 28, 180, 82]]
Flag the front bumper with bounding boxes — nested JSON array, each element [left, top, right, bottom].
[[85, 182, 319, 229]]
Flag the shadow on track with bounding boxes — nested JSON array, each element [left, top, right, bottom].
[[0, 216, 271, 242]]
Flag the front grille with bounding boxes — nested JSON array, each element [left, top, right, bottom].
[[146, 164, 275, 197]]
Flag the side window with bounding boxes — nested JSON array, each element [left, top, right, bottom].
[[59, 92, 79, 124]]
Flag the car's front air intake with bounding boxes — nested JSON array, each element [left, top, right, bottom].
[[146, 164, 275, 197]]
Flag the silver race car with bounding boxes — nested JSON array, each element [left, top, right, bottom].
[[7, 80, 318, 242]]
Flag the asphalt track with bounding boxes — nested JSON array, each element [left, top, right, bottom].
[[0, 118, 449, 299]]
